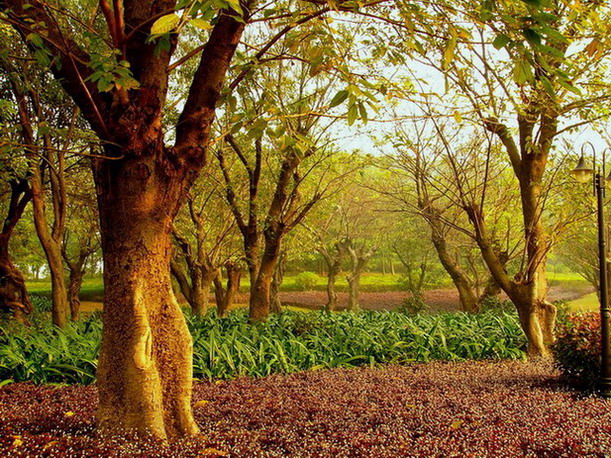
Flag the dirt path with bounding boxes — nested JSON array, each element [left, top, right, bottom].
[[79, 283, 594, 313], [1, 361, 609, 456]]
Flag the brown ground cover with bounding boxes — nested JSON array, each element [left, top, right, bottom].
[[1, 360, 609, 457], [79, 284, 591, 314], [279, 283, 591, 311]]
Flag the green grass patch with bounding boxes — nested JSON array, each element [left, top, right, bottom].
[[568, 292, 599, 313], [0, 301, 526, 384], [27, 278, 104, 302]]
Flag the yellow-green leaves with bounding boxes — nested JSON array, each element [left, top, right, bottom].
[[329, 90, 349, 109], [190, 18, 214, 31], [513, 58, 534, 85], [150, 13, 181, 35]]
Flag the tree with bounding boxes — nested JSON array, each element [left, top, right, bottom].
[[62, 169, 99, 320], [378, 121, 512, 313], [1, 0, 387, 438], [216, 58, 346, 322], [0, 176, 32, 322], [379, 0, 611, 356], [171, 173, 238, 317]]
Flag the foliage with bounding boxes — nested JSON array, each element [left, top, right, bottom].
[[292, 272, 321, 291], [479, 296, 515, 313], [0, 300, 526, 384], [553, 312, 601, 391], [398, 292, 428, 315]]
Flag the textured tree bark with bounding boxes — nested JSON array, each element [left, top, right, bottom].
[[270, 252, 286, 314], [425, 206, 480, 313], [346, 271, 361, 311], [0, 179, 32, 321], [345, 243, 376, 312], [214, 263, 241, 317], [94, 158, 198, 440], [249, 254, 277, 322], [192, 274, 214, 317], [67, 267, 84, 320]]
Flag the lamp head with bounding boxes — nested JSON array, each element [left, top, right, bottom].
[[570, 155, 594, 183]]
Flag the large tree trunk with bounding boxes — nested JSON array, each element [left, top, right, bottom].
[[44, 239, 69, 328], [249, 254, 277, 322], [94, 159, 198, 440], [249, 232, 281, 321]]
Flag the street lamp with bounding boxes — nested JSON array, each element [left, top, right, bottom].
[[570, 142, 611, 397]]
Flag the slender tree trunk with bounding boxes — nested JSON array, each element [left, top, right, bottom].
[[346, 271, 361, 311], [428, 213, 479, 313], [455, 280, 479, 314], [191, 272, 215, 317], [67, 267, 84, 320], [94, 159, 198, 440], [326, 261, 341, 311], [47, 246, 68, 327], [0, 179, 32, 321], [270, 253, 286, 314], [249, 231, 282, 321], [29, 153, 69, 328], [0, 238, 32, 322], [214, 263, 241, 317], [390, 260, 395, 276]]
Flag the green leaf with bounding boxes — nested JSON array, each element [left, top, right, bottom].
[[513, 59, 533, 84], [26, 32, 43, 47], [557, 76, 581, 95], [329, 90, 349, 108], [190, 17, 213, 31], [358, 102, 368, 124], [492, 34, 511, 50], [347, 104, 358, 126], [225, 0, 243, 16], [522, 28, 541, 46], [150, 13, 180, 35]]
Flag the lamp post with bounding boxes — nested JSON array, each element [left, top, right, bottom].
[[570, 142, 611, 397]]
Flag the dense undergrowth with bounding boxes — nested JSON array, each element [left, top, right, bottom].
[[0, 297, 526, 385]]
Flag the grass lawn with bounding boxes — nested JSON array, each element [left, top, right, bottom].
[[568, 292, 599, 313], [27, 273, 410, 300]]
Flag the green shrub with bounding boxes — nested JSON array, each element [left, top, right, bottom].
[[553, 312, 600, 391], [31, 295, 52, 312], [0, 307, 526, 384], [554, 300, 572, 328], [293, 272, 320, 291], [479, 296, 514, 313], [399, 292, 428, 315]]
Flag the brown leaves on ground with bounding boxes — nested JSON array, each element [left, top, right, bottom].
[[1, 361, 610, 456]]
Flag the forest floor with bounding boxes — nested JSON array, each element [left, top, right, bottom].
[[1, 360, 610, 457]]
